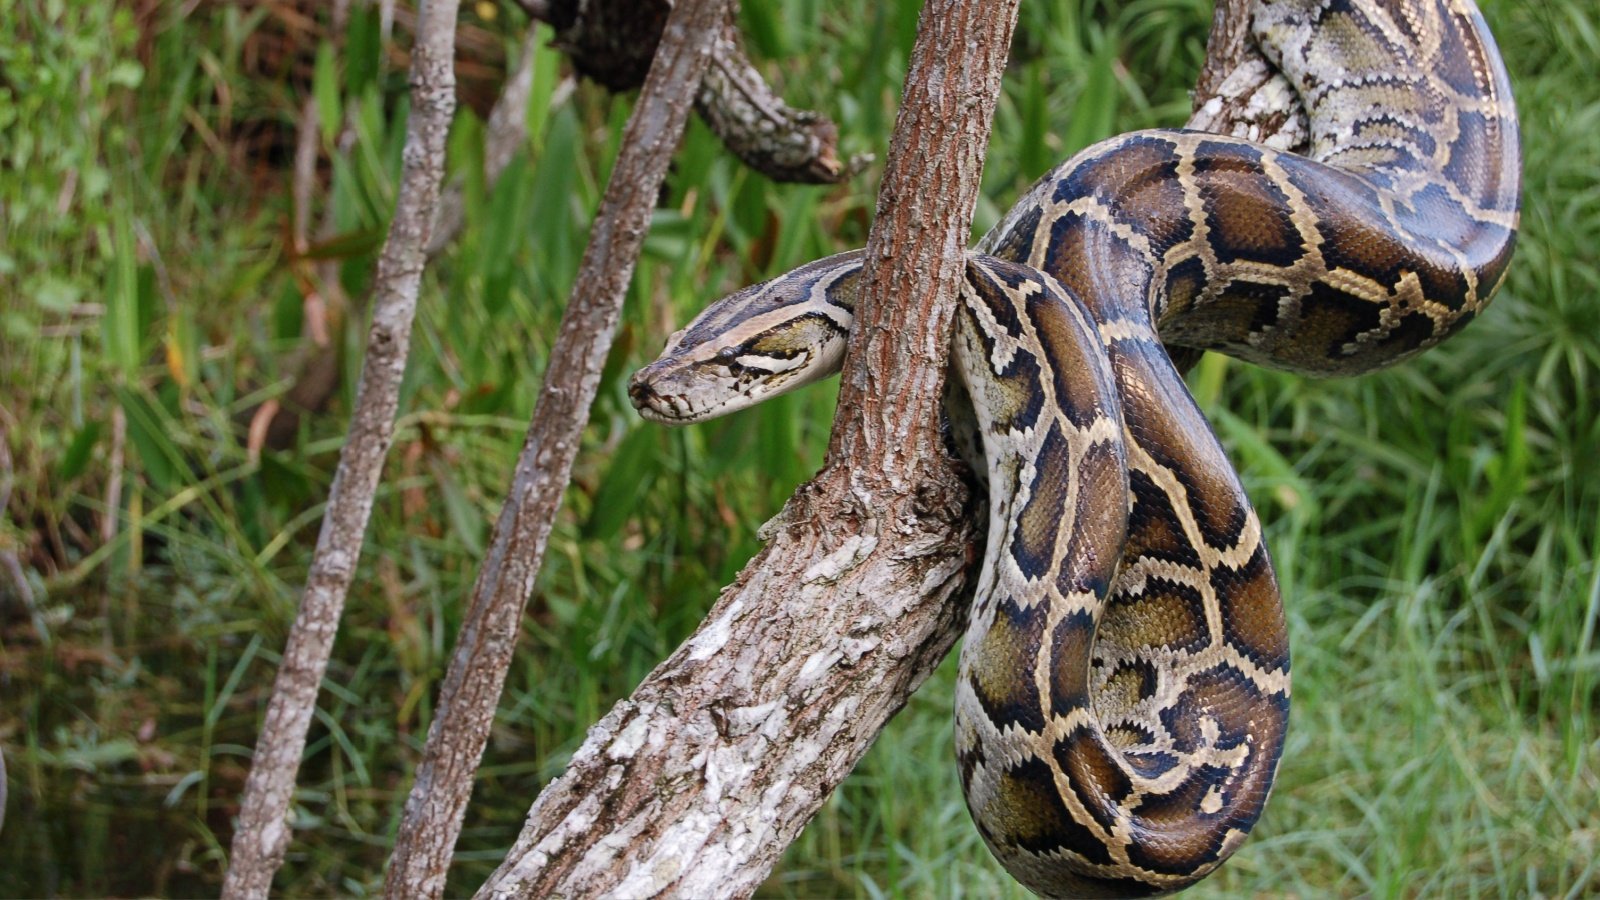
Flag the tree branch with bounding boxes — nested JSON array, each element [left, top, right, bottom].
[[221, 0, 461, 895], [472, 0, 1027, 894], [380, 1, 730, 896], [428, 21, 545, 257]]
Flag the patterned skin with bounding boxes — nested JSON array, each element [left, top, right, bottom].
[[629, 0, 1519, 895]]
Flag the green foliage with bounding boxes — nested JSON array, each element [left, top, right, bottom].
[[0, 0, 1595, 897]]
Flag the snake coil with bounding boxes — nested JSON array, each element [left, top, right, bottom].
[[630, 0, 1520, 894]]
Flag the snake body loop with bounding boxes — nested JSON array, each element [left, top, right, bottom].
[[629, 0, 1519, 894]]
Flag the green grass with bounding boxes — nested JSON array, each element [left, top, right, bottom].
[[1, 0, 1595, 896]]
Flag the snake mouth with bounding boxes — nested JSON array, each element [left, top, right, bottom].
[[627, 370, 723, 424], [627, 377, 682, 423]]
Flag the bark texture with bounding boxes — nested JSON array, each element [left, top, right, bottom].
[[1189, 0, 1309, 150], [473, 0, 1026, 895], [220, 0, 461, 895], [379, 1, 729, 896]]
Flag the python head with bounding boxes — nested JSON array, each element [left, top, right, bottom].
[[629, 251, 865, 424]]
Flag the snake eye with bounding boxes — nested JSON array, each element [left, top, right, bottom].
[[717, 346, 741, 362]]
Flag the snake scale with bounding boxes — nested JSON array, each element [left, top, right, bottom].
[[628, 0, 1520, 894]]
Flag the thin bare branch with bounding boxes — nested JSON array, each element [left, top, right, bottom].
[[428, 22, 543, 256], [220, 0, 462, 895], [100, 407, 125, 547], [380, 1, 729, 896], [292, 97, 319, 257]]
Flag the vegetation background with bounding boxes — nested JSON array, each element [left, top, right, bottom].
[[1, 0, 1595, 896]]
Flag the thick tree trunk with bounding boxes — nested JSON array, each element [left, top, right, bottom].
[[221, 1, 461, 896]]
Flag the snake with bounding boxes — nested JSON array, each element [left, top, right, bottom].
[[627, 0, 1520, 894]]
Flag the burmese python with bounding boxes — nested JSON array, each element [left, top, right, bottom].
[[628, 0, 1520, 894]]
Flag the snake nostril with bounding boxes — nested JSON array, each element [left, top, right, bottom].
[[627, 378, 657, 408]]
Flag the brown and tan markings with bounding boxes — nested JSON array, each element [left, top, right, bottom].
[[629, 0, 1519, 895]]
